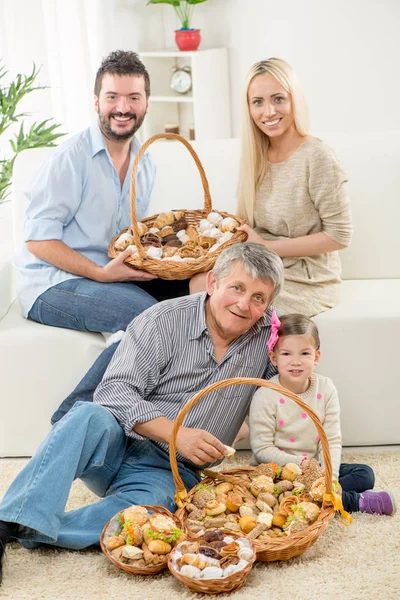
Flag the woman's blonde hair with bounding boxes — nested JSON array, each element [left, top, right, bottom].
[[237, 58, 309, 226]]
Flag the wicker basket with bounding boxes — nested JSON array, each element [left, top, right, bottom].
[[170, 378, 338, 563], [100, 504, 182, 576], [108, 133, 247, 280], [167, 531, 257, 595]]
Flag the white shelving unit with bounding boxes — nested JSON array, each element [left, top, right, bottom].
[[138, 48, 231, 141]]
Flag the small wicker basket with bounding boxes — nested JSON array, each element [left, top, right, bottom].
[[108, 133, 247, 280], [167, 531, 257, 595], [170, 378, 337, 563], [100, 504, 182, 576]]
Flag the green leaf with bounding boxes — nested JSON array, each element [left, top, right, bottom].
[[0, 59, 67, 203], [147, 0, 181, 6], [0, 159, 13, 201]]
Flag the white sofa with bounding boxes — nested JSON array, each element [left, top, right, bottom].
[[1, 133, 399, 457]]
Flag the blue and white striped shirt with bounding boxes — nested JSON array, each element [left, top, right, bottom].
[[14, 122, 156, 317], [94, 292, 277, 469]]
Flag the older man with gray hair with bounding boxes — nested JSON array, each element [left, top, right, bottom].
[[0, 243, 283, 578]]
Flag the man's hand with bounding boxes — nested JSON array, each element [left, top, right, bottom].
[[176, 427, 228, 466], [99, 248, 157, 282]]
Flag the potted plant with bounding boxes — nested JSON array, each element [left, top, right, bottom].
[[147, 0, 209, 51], [0, 63, 65, 202]]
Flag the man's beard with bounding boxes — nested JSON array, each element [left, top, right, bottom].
[[98, 110, 146, 141]]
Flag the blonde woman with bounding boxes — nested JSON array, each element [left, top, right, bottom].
[[236, 58, 352, 317]]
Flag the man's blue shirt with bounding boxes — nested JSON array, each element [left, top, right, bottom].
[[14, 122, 156, 317]]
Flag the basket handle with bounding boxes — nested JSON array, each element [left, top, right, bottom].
[[169, 378, 333, 508], [130, 133, 213, 262]]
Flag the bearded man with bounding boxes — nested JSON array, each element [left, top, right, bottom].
[[14, 51, 191, 411]]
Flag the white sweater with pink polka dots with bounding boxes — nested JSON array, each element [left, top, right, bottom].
[[249, 373, 342, 479]]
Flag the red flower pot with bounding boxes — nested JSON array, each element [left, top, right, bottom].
[[175, 29, 201, 51]]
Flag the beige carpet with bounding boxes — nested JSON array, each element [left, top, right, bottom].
[[0, 450, 399, 600]]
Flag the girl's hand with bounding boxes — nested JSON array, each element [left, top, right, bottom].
[[237, 224, 266, 246]]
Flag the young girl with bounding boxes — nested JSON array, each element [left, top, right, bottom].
[[249, 312, 396, 515]]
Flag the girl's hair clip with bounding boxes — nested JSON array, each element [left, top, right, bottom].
[[267, 309, 281, 352]]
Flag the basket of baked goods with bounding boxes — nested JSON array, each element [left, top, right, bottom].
[[170, 377, 351, 563], [168, 528, 256, 594], [100, 504, 185, 575], [108, 133, 247, 280]]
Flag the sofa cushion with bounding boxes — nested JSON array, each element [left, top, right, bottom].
[[0, 299, 105, 457], [314, 279, 400, 445]]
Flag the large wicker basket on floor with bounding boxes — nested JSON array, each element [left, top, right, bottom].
[[108, 133, 247, 280], [100, 504, 182, 576], [170, 378, 337, 563]]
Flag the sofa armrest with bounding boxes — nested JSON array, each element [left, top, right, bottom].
[[0, 255, 16, 321]]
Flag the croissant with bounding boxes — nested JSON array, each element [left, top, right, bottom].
[[207, 211, 223, 225], [199, 235, 216, 247], [153, 211, 175, 229], [220, 217, 239, 232], [147, 539, 172, 555], [181, 553, 214, 570], [115, 231, 134, 251], [141, 542, 154, 565], [177, 245, 205, 259], [185, 225, 199, 243], [159, 226, 175, 238], [137, 222, 148, 237], [173, 211, 184, 221], [162, 246, 178, 258], [106, 536, 125, 551]]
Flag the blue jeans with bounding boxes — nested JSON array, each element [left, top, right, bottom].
[[0, 403, 200, 549], [28, 277, 192, 334], [339, 463, 375, 512], [28, 277, 190, 425]]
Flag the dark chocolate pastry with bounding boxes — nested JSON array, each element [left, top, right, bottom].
[[203, 529, 225, 543], [141, 232, 162, 247], [198, 546, 221, 559], [164, 235, 182, 247], [171, 216, 187, 232], [208, 540, 227, 551]]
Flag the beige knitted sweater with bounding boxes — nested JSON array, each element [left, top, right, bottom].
[[249, 373, 342, 479], [254, 136, 352, 317]]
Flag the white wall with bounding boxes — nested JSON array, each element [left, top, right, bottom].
[[117, 0, 400, 138], [1, 0, 399, 144]]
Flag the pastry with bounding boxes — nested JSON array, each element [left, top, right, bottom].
[[147, 539, 171, 555], [141, 232, 162, 247], [159, 226, 175, 238], [162, 246, 178, 258], [123, 505, 148, 526], [146, 246, 163, 259], [281, 463, 302, 482], [153, 211, 175, 229], [115, 231, 134, 251], [185, 225, 199, 243], [207, 211, 223, 225], [197, 219, 213, 232], [220, 217, 239, 232], [137, 222, 148, 237]]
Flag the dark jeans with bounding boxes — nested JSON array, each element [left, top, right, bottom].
[[339, 463, 375, 512], [28, 277, 190, 425]]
